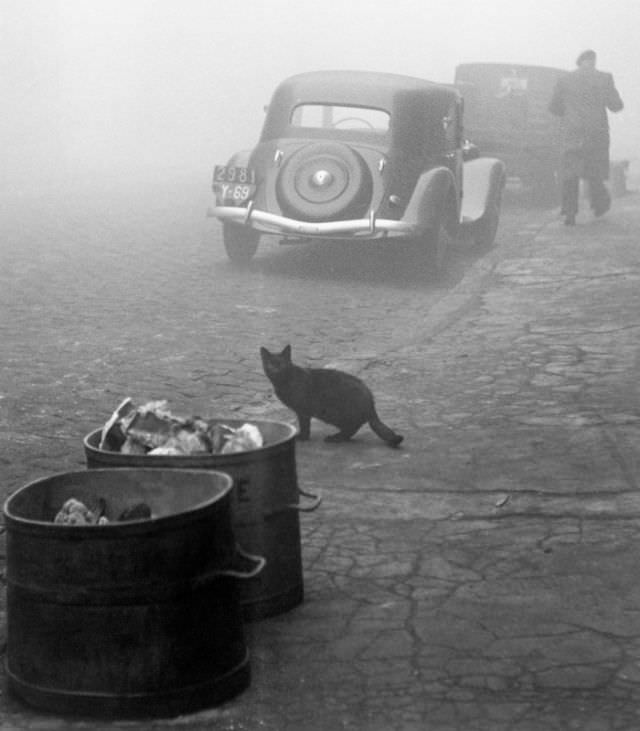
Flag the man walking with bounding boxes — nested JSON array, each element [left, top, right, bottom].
[[549, 50, 623, 225]]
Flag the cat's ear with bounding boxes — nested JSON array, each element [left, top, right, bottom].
[[259, 346, 269, 359], [282, 344, 292, 360]]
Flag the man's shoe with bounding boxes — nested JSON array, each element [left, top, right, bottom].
[[564, 215, 576, 226]]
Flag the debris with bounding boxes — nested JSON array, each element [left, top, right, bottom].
[[121, 437, 148, 455], [221, 423, 264, 453], [125, 400, 178, 449], [53, 497, 154, 524], [99, 397, 135, 450], [210, 423, 235, 453], [495, 494, 511, 508], [146, 445, 183, 456], [97, 399, 264, 456], [55, 498, 102, 525], [147, 429, 210, 456]]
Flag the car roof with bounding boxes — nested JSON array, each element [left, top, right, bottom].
[[261, 70, 459, 144], [272, 70, 454, 108]]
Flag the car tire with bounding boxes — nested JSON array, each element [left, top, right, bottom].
[[223, 223, 260, 265], [418, 193, 458, 277], [474, 171, 505, 248], [276, 142, 372, 221], [474, 204, 500, 248], [422, 217, 452, 276]]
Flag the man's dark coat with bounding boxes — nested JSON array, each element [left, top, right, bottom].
[[549, 67, 623, 179]]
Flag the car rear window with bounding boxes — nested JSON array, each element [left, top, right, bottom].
[[290, 104, 390, 133]]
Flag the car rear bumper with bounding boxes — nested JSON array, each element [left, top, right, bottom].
[[207, 204, 415, 238]]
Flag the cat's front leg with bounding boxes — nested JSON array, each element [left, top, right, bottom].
[[296, 413, 311, 440]]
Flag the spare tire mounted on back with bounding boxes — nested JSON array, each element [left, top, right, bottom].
[[276, 142, 372, 221]]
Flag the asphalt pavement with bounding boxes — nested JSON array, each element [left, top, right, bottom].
[[1, 179, 640, 730]]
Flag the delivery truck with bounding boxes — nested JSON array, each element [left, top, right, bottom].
[[454, 62, 567, 204]]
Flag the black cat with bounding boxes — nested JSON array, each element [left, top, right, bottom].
[[260, 345, 403, 447]]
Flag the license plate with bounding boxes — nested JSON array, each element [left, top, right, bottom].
[[213, 165, 256, 205], [213, 165, 256, 184]]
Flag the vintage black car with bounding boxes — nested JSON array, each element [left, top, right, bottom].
[[208, 70, 505, 273]]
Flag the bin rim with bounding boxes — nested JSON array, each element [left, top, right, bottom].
[[83, 417, 298, 462], [3, 468, 234, 534]]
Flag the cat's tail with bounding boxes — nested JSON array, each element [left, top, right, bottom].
[[369, 413, 403, 447]]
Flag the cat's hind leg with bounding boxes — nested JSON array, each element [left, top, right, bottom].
[[324, 425, 360, 442], [325, 432, 353, 442]]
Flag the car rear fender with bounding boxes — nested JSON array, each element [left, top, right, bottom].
[[460, 157, 506, 223], [400, 167, 457, 231]]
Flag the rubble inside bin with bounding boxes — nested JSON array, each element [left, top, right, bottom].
[[54, 497, 153, 525], [98, 398, 264, 456], [55, 498, 109, 525]]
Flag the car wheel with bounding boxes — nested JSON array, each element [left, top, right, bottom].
[[276, 142, 372, 221], [474, 175, 505, 248], [223, 223, 260, 265], [415, 192, 458, 277], [424, 223, 449, 275], [421, 214, 453, 276], [474, 204, 500, 248]]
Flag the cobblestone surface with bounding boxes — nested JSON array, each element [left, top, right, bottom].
[[1, 176, 640, 729]]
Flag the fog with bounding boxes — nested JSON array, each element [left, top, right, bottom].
[[3, 0, 639, 189]]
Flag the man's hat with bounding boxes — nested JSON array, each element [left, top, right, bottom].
[[576, 49, 596, 66]]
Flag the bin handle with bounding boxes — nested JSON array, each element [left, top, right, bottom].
[[221, 544, 266, 579], [264, 487, 322, 517], [292, 487, 322, 512], [192, 544, 266, 587]]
